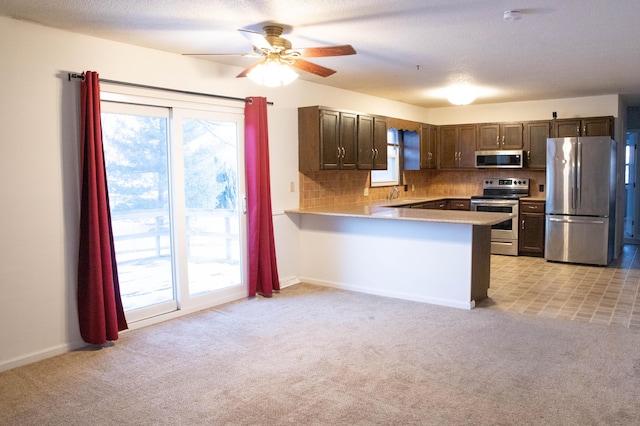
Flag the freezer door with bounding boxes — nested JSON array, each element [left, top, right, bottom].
[[545, 215, 610, 266], [546, 138, 577, 215]]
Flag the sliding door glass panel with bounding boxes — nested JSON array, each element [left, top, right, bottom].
[[182, 118, 242, 295], [101, 105, 177, 314]]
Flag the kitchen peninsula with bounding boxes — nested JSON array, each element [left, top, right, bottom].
[[286, 201, 511, 309]]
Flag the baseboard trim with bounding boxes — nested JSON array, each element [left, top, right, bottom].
[[0, 339, 86, 373], [300, 277, 474, 310]]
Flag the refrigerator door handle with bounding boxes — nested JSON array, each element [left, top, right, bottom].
[[576, 141, 582, 209], [570, 143, 576, 210], [548, 217, 606, 225]]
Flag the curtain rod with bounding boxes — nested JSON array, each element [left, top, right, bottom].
[[67, 72, 273, 105]]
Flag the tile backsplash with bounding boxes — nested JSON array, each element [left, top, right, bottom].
[[299, 169, 546, 208]]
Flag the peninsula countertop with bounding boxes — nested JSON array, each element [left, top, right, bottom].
[[286, 198, 512, 226]]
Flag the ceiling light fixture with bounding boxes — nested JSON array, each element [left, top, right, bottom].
[[447, 85, 476, 106], [246, 57, 299, 87], [503, 10, 522, 21]]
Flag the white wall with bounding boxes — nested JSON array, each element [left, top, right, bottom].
[[427, 95, 620, 127], [0, 16, 429, 371], [0, 15, 624, 371]]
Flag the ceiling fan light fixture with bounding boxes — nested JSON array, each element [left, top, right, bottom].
[[246, 58, 299, 87]]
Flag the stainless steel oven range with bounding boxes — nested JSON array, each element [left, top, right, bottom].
[[470, 178, 530, 256]]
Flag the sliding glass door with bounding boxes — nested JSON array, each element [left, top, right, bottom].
[[101, 98, 245, 324]]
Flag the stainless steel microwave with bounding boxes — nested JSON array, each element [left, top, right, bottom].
[[475, 150, 524, 168]]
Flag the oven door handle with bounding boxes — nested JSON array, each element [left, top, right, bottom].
[[471, 200, 519, 207]]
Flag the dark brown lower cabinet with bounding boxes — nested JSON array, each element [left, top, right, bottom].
[[519, 201, 545, 257]]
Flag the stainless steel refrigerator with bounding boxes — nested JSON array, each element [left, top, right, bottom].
[[545, 136, 616, 266]]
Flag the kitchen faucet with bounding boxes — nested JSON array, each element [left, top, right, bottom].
[[388, 186, 400, 200]]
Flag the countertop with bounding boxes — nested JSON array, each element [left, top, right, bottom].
[[286, 198, 512, 226]]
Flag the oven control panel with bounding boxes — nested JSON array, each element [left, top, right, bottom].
[[483, 178, 528, 190]]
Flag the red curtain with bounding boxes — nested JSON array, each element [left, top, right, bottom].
[[244, 97, 280, 297], [77, 71, 127, 344]]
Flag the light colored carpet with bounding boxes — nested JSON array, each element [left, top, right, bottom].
[[2, 283, 640, 425]]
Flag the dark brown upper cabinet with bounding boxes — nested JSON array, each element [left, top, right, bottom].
[[477, 122, 523, 150], [523, 121, 552, 169], [553, 116, 613, 137]]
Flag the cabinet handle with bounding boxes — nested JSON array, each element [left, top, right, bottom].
[[576, 125, 580, 136], [527, 150, 531, 161], [528, 205, 536, 209], [496, 136, 500, 146], [521, 220, 525, 230], [583, 125, 587, 135], [342, 147, 346, 157], [502, 135, 505, 144]]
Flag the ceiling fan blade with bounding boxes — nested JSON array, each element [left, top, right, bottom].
[[296, 45, 356, 58], [236, 61, 262, 78], [291, 59, 336, 77], [238, 29, 272, 50], [182, 53, 259, 57]]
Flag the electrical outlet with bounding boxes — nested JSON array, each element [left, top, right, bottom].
[[363, 187, 369, 196], [412, 184, 415, 192], [539, 184, 544, 192], [290, 181, 295, 192]]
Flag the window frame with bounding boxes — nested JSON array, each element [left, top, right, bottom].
[[370, 128, 401, 187]]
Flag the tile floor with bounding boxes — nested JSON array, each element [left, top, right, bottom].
[[478, 245, 640, 329]]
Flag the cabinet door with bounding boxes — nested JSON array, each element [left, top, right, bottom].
[[427, 125, 438, 168], [524, 121, 551, 169], [421, 201, 437, 209], [373, 117, 388, 170], [501, 123, 524, 149], [554, 119, 582, 137], [458, 125, 477, 168], [339, 112, 357, 170], [448, 199, 470, 211], [477, 124, 501, 150], [582, 117, 613, 137], [439, 126, 458, 168], [319, 109, 340, 170], [420, 124, 438, 169], [519, 202, 545, 256], [356, 115, 374, 170]]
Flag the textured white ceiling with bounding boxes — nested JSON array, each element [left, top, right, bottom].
[[2, 0, 640, 107]]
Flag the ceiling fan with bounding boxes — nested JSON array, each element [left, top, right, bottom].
[[184, 25, 356, 81]]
